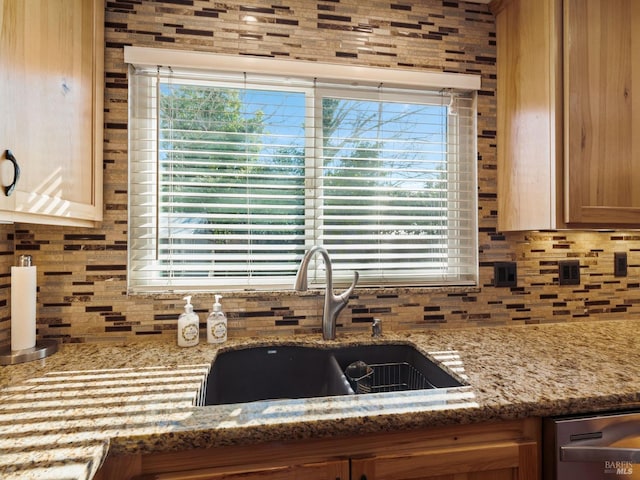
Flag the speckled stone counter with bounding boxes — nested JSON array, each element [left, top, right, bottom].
[[1, 319, 639, 479]]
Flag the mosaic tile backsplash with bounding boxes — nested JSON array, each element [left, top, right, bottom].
[[1, 0, 639, 346]]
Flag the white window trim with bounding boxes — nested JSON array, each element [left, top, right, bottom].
[[124, 46, 481, 91], [126, 47, 480, 294]]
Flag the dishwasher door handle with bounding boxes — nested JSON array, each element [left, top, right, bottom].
[[561, 445, 640, 463]]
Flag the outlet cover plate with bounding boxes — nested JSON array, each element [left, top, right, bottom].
[[494, 261, 517, 287], [614, 252, 628, 277], [558, 260, 580, 285]]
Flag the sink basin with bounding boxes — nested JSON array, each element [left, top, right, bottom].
[[201, 343, 463, 406], [332, 344, 463, 393], [204, 346, 352, 405]]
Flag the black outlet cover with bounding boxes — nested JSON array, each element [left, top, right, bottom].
[[614, 252, 628, 277], [494, 261, 517, 287], [558, 260, 580, 285]]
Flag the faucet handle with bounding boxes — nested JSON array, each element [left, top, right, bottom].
[[339, 271, 359, 301]]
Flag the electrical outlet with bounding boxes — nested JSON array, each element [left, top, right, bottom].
[[558, 260, 580, 285], [494, 261, 517, 287], [614, 252, 628, 277]]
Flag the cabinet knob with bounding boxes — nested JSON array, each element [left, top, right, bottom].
[[3, 150, 20, 197]]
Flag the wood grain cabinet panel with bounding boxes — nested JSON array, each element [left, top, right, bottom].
[[350, 439, 538, 480], [494, 0, 563, 231], [0, 0, 103, 227], [564, 0, 640, 224], [493, 0, 640, 230], [130, 460, 350, 480], [96, 419, 541, 480]]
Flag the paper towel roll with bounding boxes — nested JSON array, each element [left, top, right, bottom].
[[11, 262, 37, 351]]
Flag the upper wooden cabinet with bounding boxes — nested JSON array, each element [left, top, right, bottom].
[[0, 0, 103, 227], [493, 0, 640, 230]]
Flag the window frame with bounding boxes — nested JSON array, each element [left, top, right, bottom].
[[126, 47, 480, 294]]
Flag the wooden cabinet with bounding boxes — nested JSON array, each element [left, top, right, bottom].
[[96, 452, 350, 480], [564, 0, 640, 224], [98, 458, 349, 480], [178, 461, 349, 480], [351, 442, 536, 480], [95, 419, 540, 480], [0, 0, 103, 227], [350, 420, 539, 480], [493, 0, 640, 230]]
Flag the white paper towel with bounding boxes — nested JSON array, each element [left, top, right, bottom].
[[11, 264, 37, 351]]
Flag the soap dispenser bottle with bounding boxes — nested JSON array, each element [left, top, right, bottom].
[[207, 295, 227, 344], [177, 296, 200, 347]]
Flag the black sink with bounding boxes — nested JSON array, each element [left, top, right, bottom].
[[332, 344, 463, 394], [201, 343, 463, 406], [204, 345, 352, 405]]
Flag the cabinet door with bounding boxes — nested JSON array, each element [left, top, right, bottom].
[[0, 0, 103, 227], [564, 0, 640, 224], [0, 0, 21, 214], [495, 0, 563, 231], [131, 460, 350, 480], [350, 440, 538, 480], [97, 420, 540, 480]]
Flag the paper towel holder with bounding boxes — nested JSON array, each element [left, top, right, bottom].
[[18, 254, 31, 267], [0, 254, 58, 365]]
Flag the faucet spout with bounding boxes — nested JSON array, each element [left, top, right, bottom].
[[294, 246, 359, 340]]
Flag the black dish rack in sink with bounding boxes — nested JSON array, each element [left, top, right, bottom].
[[344, 360, 438, 394]]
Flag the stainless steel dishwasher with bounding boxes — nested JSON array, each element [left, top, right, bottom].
[[544, 410, 640, 479]]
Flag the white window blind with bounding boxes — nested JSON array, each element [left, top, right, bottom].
[[128, 55, 478, 293]]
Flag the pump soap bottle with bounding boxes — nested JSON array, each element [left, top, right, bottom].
[[178, 296, 200, 347], [207, 295, 227, 344]]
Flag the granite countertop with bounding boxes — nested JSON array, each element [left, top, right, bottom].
[[1, 319, 639, 479]]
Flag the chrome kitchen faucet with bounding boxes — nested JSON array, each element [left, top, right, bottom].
[[294, 246, 359, 340]]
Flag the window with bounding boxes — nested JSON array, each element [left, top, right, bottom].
[[127, 48, 479, 292]]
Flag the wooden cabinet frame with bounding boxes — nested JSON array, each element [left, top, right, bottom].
[[96, 418, 541, 480], [493, 0, 640, 230], [0, 0, 103, 227]]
